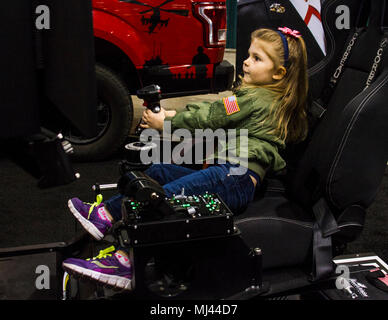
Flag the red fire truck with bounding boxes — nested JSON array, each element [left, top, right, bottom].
[[68, 0, 233, 160]]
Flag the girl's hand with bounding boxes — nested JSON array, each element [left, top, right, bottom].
[[140, 108, 167, 131], [165, 109, 177, 118]]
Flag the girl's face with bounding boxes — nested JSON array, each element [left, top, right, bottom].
[[243, 38, 282, 86]]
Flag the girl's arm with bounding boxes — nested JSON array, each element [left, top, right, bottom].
[[141, 95, 255, 132], [140, 101, 214, 132], [165, 110, 177, 118], [166, 101, 215, 132], [168, 98, 255, 132]]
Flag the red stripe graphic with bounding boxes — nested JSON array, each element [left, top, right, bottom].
[[304, 5, 321, 25]]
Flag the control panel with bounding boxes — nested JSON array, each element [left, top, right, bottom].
[[120, 191, 235, 246]]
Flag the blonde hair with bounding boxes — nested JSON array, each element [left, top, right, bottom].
[[236, 28, 309, 144]]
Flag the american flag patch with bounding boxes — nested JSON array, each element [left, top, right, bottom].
[[223, 95, 240, 115]]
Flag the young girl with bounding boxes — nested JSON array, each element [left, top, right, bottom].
[[62, 27, 309, 290]]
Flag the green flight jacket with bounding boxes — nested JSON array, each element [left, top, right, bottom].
[[164, 87, 286, 181]]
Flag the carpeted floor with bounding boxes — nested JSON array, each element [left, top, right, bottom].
[[0, 153, 122, 248], [1, 150, 387, 262]]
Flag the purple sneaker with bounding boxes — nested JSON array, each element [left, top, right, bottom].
[[62, 246, 132, 290], [67, 195, 112, 240]]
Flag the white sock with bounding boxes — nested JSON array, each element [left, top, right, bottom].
[[114, 252, 131, 268], [97, 206, 112, 222]]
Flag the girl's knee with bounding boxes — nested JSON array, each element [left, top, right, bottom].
[[145, 164, 163, 178], [145, 163, 171, 184]]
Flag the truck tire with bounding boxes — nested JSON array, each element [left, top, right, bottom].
[[67, 64, 133, 161]]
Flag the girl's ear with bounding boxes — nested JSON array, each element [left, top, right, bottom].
[[272, 66, 287, 81]]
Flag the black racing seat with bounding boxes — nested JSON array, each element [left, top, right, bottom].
[[235, 0, 388, 283]]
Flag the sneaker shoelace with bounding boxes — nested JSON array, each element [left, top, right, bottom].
[[86, 194, 103, 219], [86, 245, 116, 261]]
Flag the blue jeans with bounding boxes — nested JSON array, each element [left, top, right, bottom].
[[104, 163, 258, 221]]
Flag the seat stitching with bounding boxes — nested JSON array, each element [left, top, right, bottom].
[[235, 217, 313, 229], [327, 73, 388, 207]]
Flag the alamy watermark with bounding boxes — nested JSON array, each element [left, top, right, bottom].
[[32, 4, 352, 31], [137, 123, 249, 176], [335, 5, 351, 30], [35, 265, 50, 290], [35, 5, 51, 30], [335, 265, 369, 299]]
